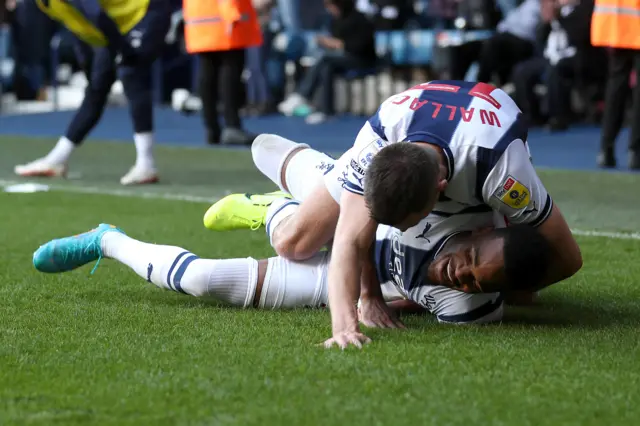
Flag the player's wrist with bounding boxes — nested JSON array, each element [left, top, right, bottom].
[[359, 290, 383, 302], [331, 303, 359, 333]]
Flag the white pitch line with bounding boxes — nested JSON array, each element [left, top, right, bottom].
[[0, 179, 225, 203], [3, 178, 640, 241], [569, 229, 640, 241]]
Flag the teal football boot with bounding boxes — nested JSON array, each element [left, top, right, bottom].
[[33, 223, 124, 274]]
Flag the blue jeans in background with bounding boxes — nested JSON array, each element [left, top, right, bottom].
[[0, 26, 9, 59], [276, 0, 301, 31]]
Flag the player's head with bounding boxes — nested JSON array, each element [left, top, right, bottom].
[[428, 225, 551, 292], [364, 143, 443, 230]]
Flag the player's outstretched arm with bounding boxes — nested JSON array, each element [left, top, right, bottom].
[[481, 141, 582, 288], [324, 191, 377, 349]]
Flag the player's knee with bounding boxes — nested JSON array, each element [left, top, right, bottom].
[[260, 254, 328, 309], [272, 229, 319, 261]]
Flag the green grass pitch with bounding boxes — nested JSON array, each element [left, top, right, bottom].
[[1, 137, 640, 425]]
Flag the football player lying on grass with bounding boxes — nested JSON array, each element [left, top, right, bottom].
[[32, 212, 550, 333], [203, 81, 583, 348]]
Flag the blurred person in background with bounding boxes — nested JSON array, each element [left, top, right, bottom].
[[426, 0, 459, 29], [592, 0, 640, 169], [276, 0, 301, 31], [512, 0, 597, 131], [11, 0, 55, 101], [277, 0, 377, 124], [14, 0, 171, 185], [449, 0, 541, 84], [0, 0, 11, 100], [0, 1, 12, 62], [245, 0, 276, 116], [355, 0, 412, 30], [476, 0, 540, 84], [184, 0, 262, 146]]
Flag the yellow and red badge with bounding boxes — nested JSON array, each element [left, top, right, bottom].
[[493, 176, 530, 209]]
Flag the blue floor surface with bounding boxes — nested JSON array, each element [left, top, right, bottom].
[[0, 106, 634, 172]]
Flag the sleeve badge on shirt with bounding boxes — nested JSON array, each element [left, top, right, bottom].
[[357, 139, 388, 169], [493, 176, 530, 209]]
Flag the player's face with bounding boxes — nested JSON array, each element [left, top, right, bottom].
[[427, 232, 506, 292]]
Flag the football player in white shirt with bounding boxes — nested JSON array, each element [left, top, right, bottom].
[[204, 80, 582, 348], [31, 206, 551, 327]]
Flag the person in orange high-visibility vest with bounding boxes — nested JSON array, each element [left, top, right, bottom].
[[183, 0, 263, 145], [592, 0, 640, 169]]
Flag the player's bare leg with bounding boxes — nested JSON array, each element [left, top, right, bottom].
[[253, 135, 341, 260], [205, 134, 341, 260], [267, 181, 339, 260]]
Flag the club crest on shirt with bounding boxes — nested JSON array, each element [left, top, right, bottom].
[[356, 139, 389, 170], [493, 175, 530, 209]]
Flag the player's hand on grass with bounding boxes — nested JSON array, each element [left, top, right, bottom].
[[358, 296, 406, 329], [323, 307, 372, 349], [323, 330, 372, 350]]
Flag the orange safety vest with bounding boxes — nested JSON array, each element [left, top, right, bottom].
[[591, 0, 640, 49], [183, 0, 262, 53]]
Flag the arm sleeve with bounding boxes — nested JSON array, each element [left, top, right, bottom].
[[481, 140, 553, 227], [341, 123, 391, 196], [76, 0, 127, 50]]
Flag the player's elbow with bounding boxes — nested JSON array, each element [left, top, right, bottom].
[[563, 245, 583, 279], [550, 242, 583, 284]]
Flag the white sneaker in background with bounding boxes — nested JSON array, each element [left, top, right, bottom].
[[305, 111, 327, 125], [14, 158, 67, 178], [278, 93, 306, 116], [172, 89, 202, 113], [69, 72, 88, 89], [120, 166, 159, 186]]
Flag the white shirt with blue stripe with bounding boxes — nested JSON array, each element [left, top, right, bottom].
[[337, 80, 553, 228]]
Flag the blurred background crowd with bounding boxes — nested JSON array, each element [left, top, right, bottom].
[[0, 0, 638, 167]]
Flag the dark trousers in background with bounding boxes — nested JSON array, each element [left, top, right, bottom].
[[198, 48, 246, 142], [297, 51, 371, 115], [12, 0, 55, 99], [600, 48, 640, 153], [65, 3, 170, 145], [513, 56, 576, 124], [476, 32, 534, 84], [245, 43, 271, 106], [447, 40, 483, 80]]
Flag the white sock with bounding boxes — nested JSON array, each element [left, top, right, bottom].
[[134, 132, 155, 169], [259, 252, 329, 309], [265, 198, 300, 247], [45, 137, 75, 165], [251, 134, 336, 201], [101, 232, 258, 307], [283, 148, 335, 202], [251, 134, 309, 191]]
